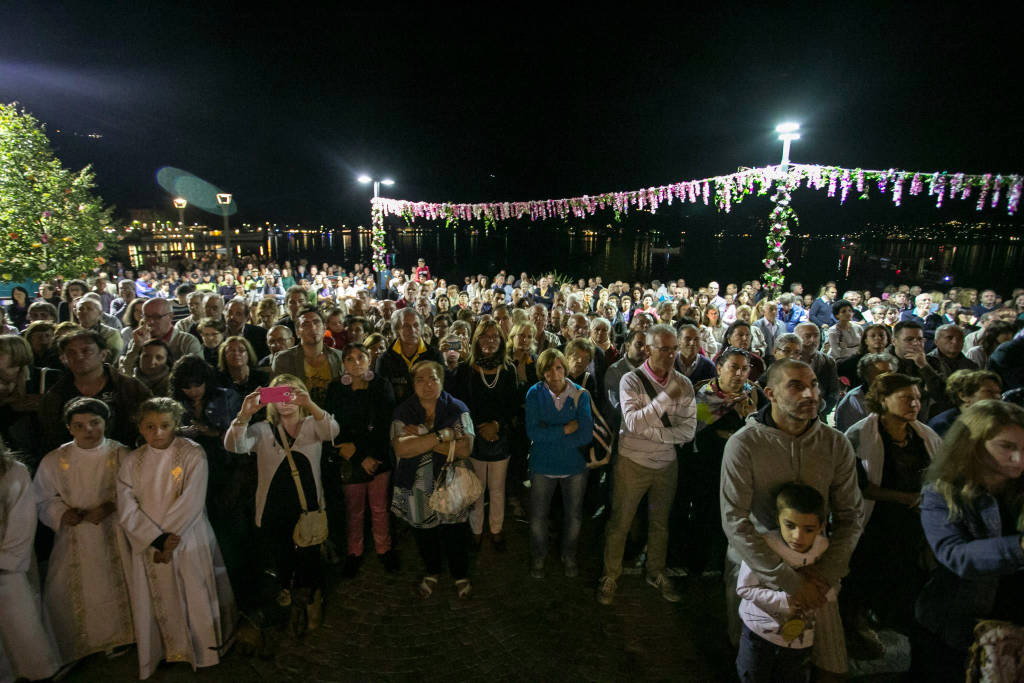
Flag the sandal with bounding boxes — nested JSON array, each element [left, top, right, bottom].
[[455, 578, 472, 600], [417, 575, 439, 600]]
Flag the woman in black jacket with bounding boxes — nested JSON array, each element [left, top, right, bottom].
[[325, 343, 398, 576]]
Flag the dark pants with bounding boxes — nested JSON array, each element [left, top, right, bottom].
[[671, 442, 726, 575], [736, 624, 811, 683], [259, 522, 324, 592], [412, 522, 469, 579]]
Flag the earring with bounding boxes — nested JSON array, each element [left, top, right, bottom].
[[340, 373, 353, 385], [363, 369, 375, 381]]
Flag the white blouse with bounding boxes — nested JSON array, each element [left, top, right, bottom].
[[223, 414, 339, 526]]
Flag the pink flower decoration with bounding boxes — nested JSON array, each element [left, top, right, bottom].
[[96, 241, 104, 251]]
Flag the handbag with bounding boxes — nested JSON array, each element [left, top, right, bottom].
[[278, 424, 329, 547], [429, 439, 483, 515]]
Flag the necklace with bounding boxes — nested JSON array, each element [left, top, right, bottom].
[[479, 366, 501, 389]]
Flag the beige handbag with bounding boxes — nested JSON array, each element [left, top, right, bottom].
[[429, 439, 483, 515], [278, 424, 328, 547]]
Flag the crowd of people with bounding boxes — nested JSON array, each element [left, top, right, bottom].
[[2, 254, 1024, 682]]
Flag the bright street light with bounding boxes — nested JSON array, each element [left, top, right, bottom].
[[358, 175, 395, 198], [172, 197, 187, 227], [776, 122, 800, 170], [216, 193, 233, 257]]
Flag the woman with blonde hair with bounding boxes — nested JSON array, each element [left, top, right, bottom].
[[226, 374, 339, 634], [915, 400, 1024, 680]]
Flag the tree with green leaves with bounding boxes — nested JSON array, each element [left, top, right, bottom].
[[0, 102, 115, 282]]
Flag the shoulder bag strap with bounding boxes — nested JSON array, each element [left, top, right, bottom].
[[632, 368, 673, 429], [277, 423, 310, 512]]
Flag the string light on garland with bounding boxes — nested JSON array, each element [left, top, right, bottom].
[[375, 164, 1020, 229]]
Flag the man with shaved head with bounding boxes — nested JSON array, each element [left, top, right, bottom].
[[720, 358, 863, 680]]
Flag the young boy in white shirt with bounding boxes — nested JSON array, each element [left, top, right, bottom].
[[736, 482, 836, 683]]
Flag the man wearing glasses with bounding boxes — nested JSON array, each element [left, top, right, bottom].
[[119, 298, 202, 373], [597, 324, 696, 606], [888, 320, 945, 421]]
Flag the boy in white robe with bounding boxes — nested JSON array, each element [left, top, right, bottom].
[[0, 439, 60, 682], [117, 397, 236, 680], [34, 398, 134, 664]]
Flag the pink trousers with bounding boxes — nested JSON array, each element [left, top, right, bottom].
[[344, 470, 391, 556]]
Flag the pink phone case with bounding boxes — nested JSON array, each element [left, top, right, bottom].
[[259, 386, 292, 404]]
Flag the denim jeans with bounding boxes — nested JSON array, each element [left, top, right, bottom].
[[736, 624, 810, 683], [529, 472, 588, 562]]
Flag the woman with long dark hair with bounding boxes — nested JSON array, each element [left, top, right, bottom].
[[324, 344, 397, 576]]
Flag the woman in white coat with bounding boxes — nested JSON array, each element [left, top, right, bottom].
[[843, 373, 942, 655]]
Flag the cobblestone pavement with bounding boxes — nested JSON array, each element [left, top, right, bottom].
[[64, 513, 739, 682], [63, 511, 906, 682]]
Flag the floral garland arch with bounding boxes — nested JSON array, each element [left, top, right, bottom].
[[370, 164, 1022, 297]]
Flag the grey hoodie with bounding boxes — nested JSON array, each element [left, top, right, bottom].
[[720, 406, 864, 595]]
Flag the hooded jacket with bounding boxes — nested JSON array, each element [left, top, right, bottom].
[[720, 404, 864, 595]]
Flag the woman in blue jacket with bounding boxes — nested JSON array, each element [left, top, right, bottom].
[[525, 348, 594, 579], [915, 399, 1024, 681]]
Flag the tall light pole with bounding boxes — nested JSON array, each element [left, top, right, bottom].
[[358, 174, 395, 199], [173, 197, 187, 229], [359, 175, 395, 294], [776, 122, 800, 172], [216, 193, 233, 260]]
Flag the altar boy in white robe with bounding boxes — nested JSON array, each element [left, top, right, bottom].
[[34, 398, 134, 665], [0, 437, 61, 682], [117, 397, 236, 680]]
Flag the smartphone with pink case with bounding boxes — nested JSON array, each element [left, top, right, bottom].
[[259, 386, 293, 404]]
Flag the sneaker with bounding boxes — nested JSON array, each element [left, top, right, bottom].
[[645, 572, 681, 603], [379, 549, 400, 573], [530, 558, 545, 579], [596, 576, 617, 605], [563, 558, 579, 578]]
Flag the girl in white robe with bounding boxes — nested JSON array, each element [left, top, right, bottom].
[[34, 398, 134, 664], [0, 440, 60, 683], [117, 398, 236, 680]]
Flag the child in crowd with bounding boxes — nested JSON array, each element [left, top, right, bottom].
[[0, 435, 61, 682], [736, 482, 835, 683], [34, 398, 134, 665], [117, 397, 236, 680]]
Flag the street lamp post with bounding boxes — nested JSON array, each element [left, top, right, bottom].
[[358, 174, 394, 199], [776, 122, 800, 172], [216, 193, 232, 260], [173, 197, 187, 229], [358, 175, 395, 294]]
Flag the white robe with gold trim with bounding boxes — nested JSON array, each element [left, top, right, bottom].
[[34, 439, 135, 664], [0, 460, 60, 682], [117, 437, 235, 680]]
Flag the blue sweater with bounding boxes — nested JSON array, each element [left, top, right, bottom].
[[525, 381, 594, 476]]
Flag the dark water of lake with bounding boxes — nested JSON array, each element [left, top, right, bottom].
[[268, 226, 1024, 293]]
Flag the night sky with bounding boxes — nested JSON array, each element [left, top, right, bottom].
[[2, 4, 1022, 227]]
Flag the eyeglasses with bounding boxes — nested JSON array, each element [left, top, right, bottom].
[[143, 313, 170, 321], [649, 345, 678, 353]]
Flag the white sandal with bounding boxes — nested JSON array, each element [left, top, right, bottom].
[[418, 575, 439, 599], [455, 578, 472, 600]]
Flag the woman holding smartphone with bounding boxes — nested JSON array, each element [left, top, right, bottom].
[[225, 375, 339, 635]]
